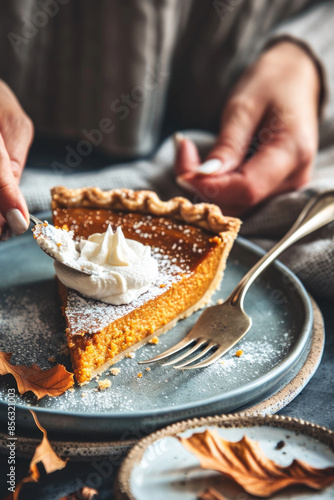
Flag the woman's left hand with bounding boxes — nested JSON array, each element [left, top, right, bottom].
[[174, 41, 321, 216]]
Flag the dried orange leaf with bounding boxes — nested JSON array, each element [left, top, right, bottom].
[[6, 410, 68, 500], [178, 429, 334, 497], [0, 351, 74, 399]]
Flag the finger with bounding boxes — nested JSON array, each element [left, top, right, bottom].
[[206, 96, 267, 172], [0, 213, 6, 235], [0, 134, 29, 235], [1, 112, 34, 182], [174, 135, 201, 178], [272, 162, 312, 196]]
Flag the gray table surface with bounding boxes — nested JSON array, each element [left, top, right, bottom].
[[0, 144, 333, 499]]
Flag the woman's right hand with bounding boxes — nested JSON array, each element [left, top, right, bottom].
[[0, 80, 34, 236]]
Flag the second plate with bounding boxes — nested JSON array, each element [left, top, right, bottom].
[[0, 217, 313, 438]]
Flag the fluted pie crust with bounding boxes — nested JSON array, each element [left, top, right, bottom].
[[52, 187, 241, 385]]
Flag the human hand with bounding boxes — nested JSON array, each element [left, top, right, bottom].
[[175, 41, 321, 216], [0, 80, 34, 235]]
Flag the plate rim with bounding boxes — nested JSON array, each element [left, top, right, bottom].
[[0, 222, 313, 420], [115, 414, 334, 500]]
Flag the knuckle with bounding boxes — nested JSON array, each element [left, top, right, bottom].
[[0, 145, 7, 162], [216, 130, 249, 156], [0, 179, 15, 196], [293, 168, 312, 189], [225, 96, 256, 122], [3, 110, 21, 129], [211, 141, 235, 161], [18, 113, 35, 142], [22, 113, 35, 139], [2, 110, 34, 139]]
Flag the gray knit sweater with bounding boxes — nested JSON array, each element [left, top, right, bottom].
[[1, 0, 334, 156]]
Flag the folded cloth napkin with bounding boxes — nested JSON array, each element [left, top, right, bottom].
[[20, 131, 334, 300]]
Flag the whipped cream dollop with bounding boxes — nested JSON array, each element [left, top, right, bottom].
[[38, 224, 158, 305]]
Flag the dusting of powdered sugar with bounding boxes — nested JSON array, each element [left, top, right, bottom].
[[0, 213, 304, 418], [0, 273, 298, 415], [0, 288, 63, 368]]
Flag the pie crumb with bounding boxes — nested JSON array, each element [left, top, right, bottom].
[[48, 355, 56, 363], [217, 298, 223, 305], [98, 379, 111, 391], [137, 372, 143, 378], [209, 236, 222, 244], [149, 336, 159, 345], [235, 349, 243, 357], [110, 367, 121, 376], [81, 393, 87, 398], [60, 344, 70, 357], [145, 367, 151, 372], [275, 440, 285, 450]]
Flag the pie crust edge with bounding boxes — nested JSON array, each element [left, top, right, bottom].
[[51, 186, 241, 239], [51, 186, 241, 383]]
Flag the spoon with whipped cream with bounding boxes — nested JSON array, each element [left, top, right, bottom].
[[30, 214, 93, 275]]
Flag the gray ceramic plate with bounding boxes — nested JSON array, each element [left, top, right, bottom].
[[116, 414, 334, 500], [0, 213, 313, 439]]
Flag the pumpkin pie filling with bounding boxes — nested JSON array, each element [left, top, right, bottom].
[[52, 188, 240, 385]]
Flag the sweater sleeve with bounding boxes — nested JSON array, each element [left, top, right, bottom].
[[263, 1, 334, 120]]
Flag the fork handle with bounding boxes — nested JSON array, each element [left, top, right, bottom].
[[229, 190, 334, 307]]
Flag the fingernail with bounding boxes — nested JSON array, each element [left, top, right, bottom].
[[176, 176, 195, 192], [197, 159, 222, 175], [173, 132, 184, 152], [6, 209, 28, 235]]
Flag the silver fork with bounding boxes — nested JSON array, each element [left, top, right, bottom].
[[29, 214, 92, 276], [139, 190, 334, 370]]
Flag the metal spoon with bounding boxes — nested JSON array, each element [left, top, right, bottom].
[[29, 214, 92, 276]]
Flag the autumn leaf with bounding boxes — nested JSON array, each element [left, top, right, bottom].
[[0, 351, 74, 399], [178, 429, 334, 497], [6, 410, 68, 500], [29, 410, 68, 477]]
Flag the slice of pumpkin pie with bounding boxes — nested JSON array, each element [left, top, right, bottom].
[[51, 187, 240, 385]]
